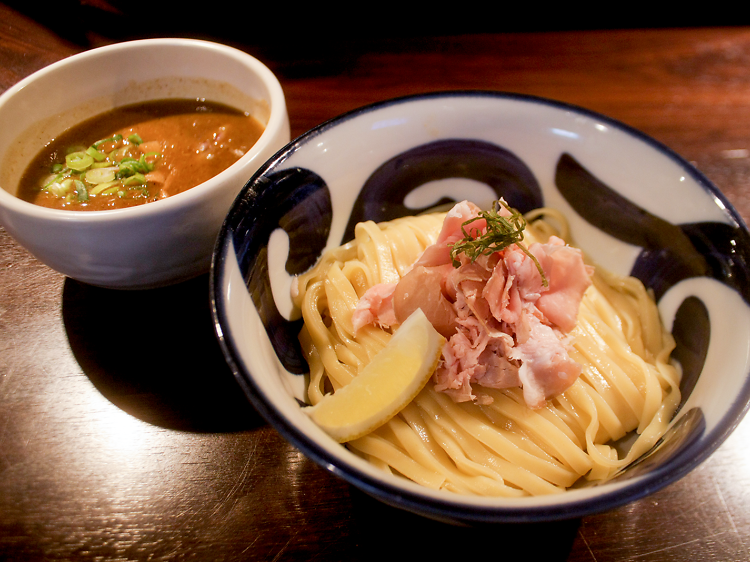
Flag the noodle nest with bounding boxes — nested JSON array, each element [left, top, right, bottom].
[[291, 208, 682, 496]]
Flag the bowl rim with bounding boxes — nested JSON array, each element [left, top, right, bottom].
[[211, 89, 750, 522], [0, 37, 287, 223]]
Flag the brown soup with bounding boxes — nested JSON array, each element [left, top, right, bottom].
[[17, 99, 265, 211]]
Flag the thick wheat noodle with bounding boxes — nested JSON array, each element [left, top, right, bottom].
[[292, 208, 682, 496]]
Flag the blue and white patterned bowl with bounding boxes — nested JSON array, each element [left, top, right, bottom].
[[210, 91, 750, 523]]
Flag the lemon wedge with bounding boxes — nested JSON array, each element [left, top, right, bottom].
[[305, 308, 445, 443]]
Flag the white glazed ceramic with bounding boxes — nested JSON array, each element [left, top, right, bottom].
[[0, 38, 289, 289], [211, 91, 750, 523]]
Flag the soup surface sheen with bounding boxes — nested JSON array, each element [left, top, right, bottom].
[[17, 99, 264, 211]]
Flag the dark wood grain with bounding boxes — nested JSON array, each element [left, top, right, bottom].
[[2, 4, 750, 560]]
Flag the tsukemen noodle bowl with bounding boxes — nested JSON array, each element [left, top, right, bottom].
[[0, 38, 289, 289], [211, 91, 750, 523]]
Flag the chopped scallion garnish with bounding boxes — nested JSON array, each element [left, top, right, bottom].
[[85, 145, 106, 162], [123, 173, 147, 186], [100, 185, 121, 196], [89, 181, 118, 195], [74, 180, 88, 202], [38, 130, 160, 204], [84, 166, 118, 184], [65, 151, 94, 172], [92, 134, 123, 149]]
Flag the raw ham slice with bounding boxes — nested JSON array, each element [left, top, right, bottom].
[[351, 283, 397, 333], [392, 264, 457, 338], [532, 237, 595, 332], [351, 200, 593, 409], [509, 314, 582, 408], [414, 200, 484, 267]]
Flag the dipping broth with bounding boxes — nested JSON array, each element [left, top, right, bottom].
[[17, 99, 265, 211]]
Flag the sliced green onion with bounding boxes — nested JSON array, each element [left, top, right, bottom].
[[100, 185, 121, 195], [92, 134, 122, 149], [89, 180, 119, 195], [140, 154, 155, 170], [40, 172, 62, 189], [118, 160, 147, 177], [39, 131, 156, 202], [74, 180, 88, 202], [85, 145, 106, 162], [84, 166, 118, 184], [46, 181, 70, 197], [123, 173, 146, 186], [116, 163, 135, 177], [109, 147, 128, 161], [65, 151, 94, 172]]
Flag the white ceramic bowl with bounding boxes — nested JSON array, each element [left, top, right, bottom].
[[211, 91, 750, 523], [0, 38, 289, 289]]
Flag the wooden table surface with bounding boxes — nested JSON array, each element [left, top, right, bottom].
[[3, 4, 750, 560]]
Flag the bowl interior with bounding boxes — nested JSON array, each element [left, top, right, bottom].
[[0, 39, 276, 198], [212, 92, 750, 522]]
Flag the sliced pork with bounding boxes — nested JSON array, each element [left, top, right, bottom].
[[414, 200, 485, 268], [353, 200, 593, 409], [392, 264, 457, 338], [351, 282, 397, 333]]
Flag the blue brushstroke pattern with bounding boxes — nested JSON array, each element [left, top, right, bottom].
[[343, 139, 544, 243]]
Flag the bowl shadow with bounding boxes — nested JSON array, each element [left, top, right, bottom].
[[61, 273, 265, 432], [349, 486, 581, 558]]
